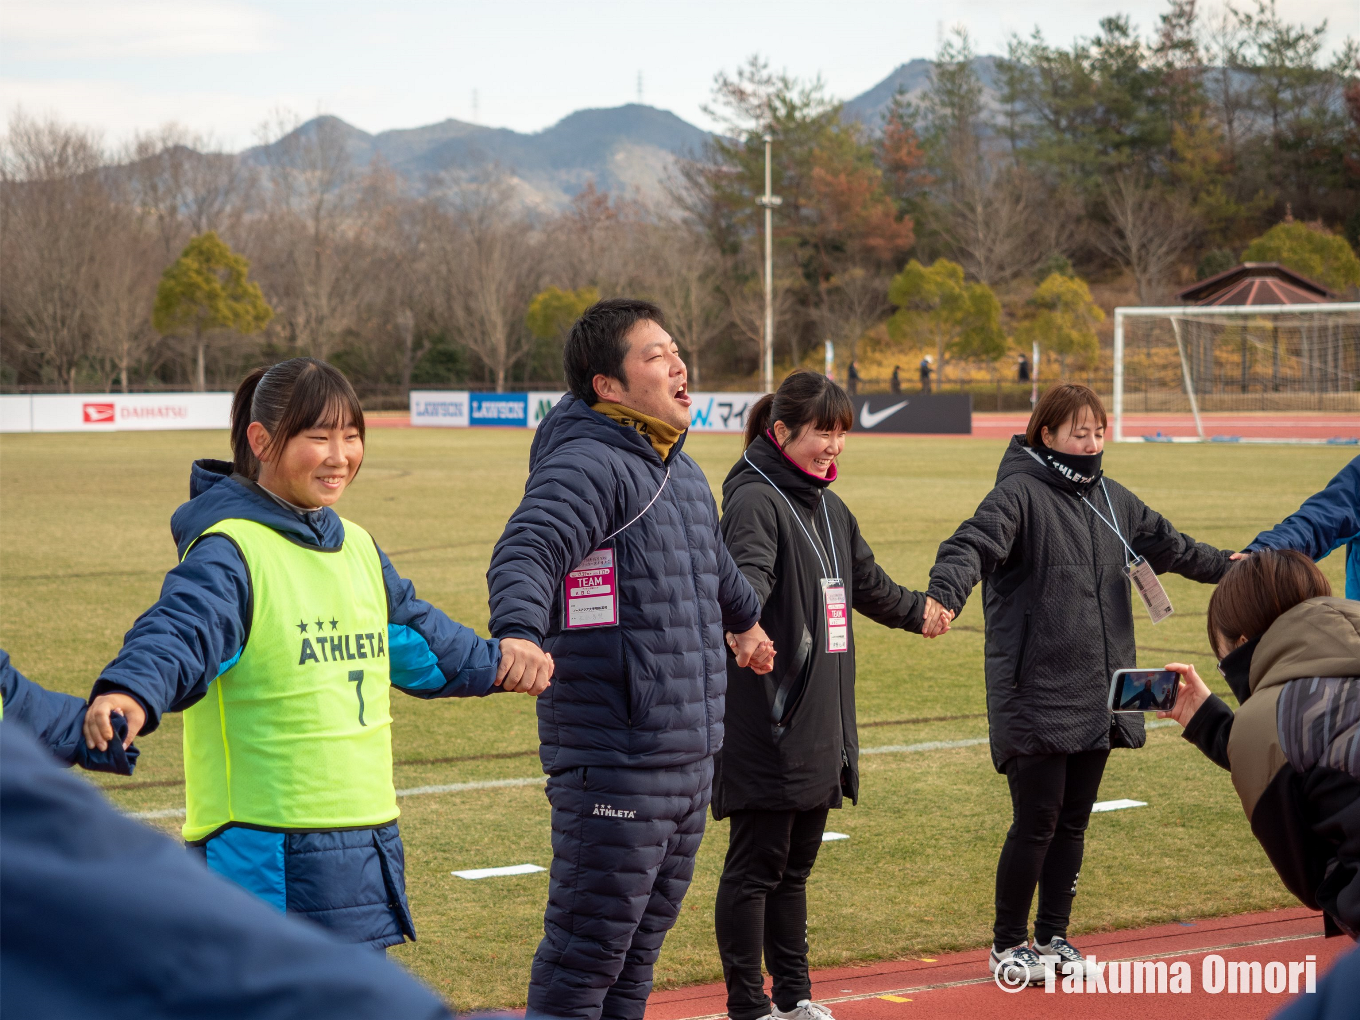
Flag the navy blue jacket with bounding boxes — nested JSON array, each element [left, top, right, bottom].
[[1249, 454, 1360, 599], [93, 459, 502, 729], [1, 649, 136, 774], [0, 720, 451, 1020], [488, 397, 762, 772]]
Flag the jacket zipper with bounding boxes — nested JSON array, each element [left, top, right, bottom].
[[621, 643, 634, 726]]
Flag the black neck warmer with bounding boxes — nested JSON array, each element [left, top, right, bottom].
[[1038, 447, 1103, 494], [1219, 635, 1262, 705]]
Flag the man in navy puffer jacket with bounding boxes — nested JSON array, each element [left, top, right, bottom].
[[488, 299, 773, 1019]]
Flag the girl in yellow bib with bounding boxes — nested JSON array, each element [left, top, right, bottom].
[[84, 358, 554, 949]]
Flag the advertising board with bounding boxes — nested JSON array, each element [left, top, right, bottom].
[[851, 394, 972, 434], [409, 390, 471, 428], [1, 393, 234, 433]]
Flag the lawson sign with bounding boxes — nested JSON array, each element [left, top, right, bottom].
[[409, 390, 762, 433], [1, 392, 233, 433]]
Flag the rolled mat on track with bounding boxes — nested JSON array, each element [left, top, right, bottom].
[[642, 907, 1350, 1020]]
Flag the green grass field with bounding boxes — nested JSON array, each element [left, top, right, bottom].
[[1, 427, 1352, 1010]]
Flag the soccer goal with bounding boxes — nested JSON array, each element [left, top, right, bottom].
[[1112, 302, 1360, 443]]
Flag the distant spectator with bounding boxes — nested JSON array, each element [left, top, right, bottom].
[[1018, 354, 1031, 384], [847, 360, 861, 397], [919, 355, 933, 394], [1247, 454, 1360, 598], [890, 365, 902, 396]]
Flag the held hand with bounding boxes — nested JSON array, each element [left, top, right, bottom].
[[921, 597, 954, 639], [1229, 552, 1249, 561], [1158, 662, 1212, 728], [496, 638, 554, 696], [82, 693, 146, 752], [727, 624, 776, 675]]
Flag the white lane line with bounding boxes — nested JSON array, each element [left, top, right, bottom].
[[126, 721, 1183, 820], [453, 863, 546, 880]]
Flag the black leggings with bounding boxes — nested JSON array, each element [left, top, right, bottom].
[[993, 749, 1109, 949], [714, 808, 829, 1020]]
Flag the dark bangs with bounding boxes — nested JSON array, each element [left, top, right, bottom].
[[230, 358, 366, 478]]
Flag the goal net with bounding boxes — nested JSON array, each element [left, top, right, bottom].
[[1113, 303, 1360, 443]]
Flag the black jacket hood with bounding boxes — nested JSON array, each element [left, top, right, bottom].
[[723, 433, 832, 511]]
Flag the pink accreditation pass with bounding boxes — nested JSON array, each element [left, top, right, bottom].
[[563, 548, 619, 629], [822, 578, 848, 653]]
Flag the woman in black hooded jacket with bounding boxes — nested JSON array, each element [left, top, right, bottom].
[[926, 383, 1233, 985], [714, 370, 943, 1020]]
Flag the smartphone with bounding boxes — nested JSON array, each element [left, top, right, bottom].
[[1108, 668, 1180, 713]]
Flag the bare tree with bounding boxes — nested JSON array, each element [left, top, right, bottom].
[[1095, 174, 1199, 304], [88, 202, 160, 392], [933, 165, 1069, 286], [256, 112, 366, 359], [815, 267, 891, 366], [125, 124, 248, 262], [429, 177, 542, 391], [0, 114, 112, 390], [639, 226, 728, 385]]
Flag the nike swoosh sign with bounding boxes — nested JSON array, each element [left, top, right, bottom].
[[859, 401, 909, 429]]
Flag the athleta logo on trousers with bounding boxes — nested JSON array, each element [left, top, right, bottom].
[[592, 803, 636, 818]]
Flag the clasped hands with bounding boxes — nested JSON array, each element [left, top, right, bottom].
[[922, 596, 954, 638], [725, 624, 776, 673]]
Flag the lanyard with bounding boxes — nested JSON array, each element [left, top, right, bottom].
[[602, 468, 671, 543], [742, 451, 840, 579], [1081, 480, 1137, 565]]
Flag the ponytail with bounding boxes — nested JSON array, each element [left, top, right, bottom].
[[742, 370, 854, 449], [229, 358, 366, 479], [743, 394, 776, 448]]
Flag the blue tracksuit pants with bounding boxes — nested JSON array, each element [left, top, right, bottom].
[[526, 757, 713, 1020]]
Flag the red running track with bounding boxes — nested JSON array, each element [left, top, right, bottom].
[[644, 907, 1349, 1020]]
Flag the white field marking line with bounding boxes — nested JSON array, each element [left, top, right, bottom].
[[666, 931, 1323, 1019], [822, 831, 849, 842], [1091, 798, 1148, 813], [127, 723, 1181, 820], [452, 863, 546, 880], [126, 775, 548, 820]]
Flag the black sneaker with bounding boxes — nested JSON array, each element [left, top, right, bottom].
[[1034, 936, 1085, 977], [989, 943, 1045, 986]]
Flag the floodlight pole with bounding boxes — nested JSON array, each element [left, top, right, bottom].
[[756, 134, 782, 394]]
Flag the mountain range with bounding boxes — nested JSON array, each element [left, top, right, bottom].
[[245, 58, 998, 209]]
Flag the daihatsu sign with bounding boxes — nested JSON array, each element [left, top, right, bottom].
[[0, 393, 233, 433]]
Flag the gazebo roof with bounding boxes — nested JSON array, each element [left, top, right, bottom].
[[1177, 262, 1337, 306]]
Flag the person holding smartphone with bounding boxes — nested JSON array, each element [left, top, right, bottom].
[[925, 383, 1233, 985], [714, 370, 944, 1020], [1161, 549, 1360, 938]]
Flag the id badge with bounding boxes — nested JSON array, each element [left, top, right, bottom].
[[563, 547, 618, 629], [1126, 555, 1173, 624], [822, 578, 848, 653]]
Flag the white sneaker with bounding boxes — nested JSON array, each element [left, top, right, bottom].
[[989, 942, 1045, 986], [772, 1002, 835, 1020], [1034, 936, 1085, 977]]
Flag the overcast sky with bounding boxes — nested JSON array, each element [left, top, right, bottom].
[[2, 0, 1356, 151]]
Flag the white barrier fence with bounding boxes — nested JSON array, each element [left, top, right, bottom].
[[410, 390, 764, 433], [1, 393, 234, 433]]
